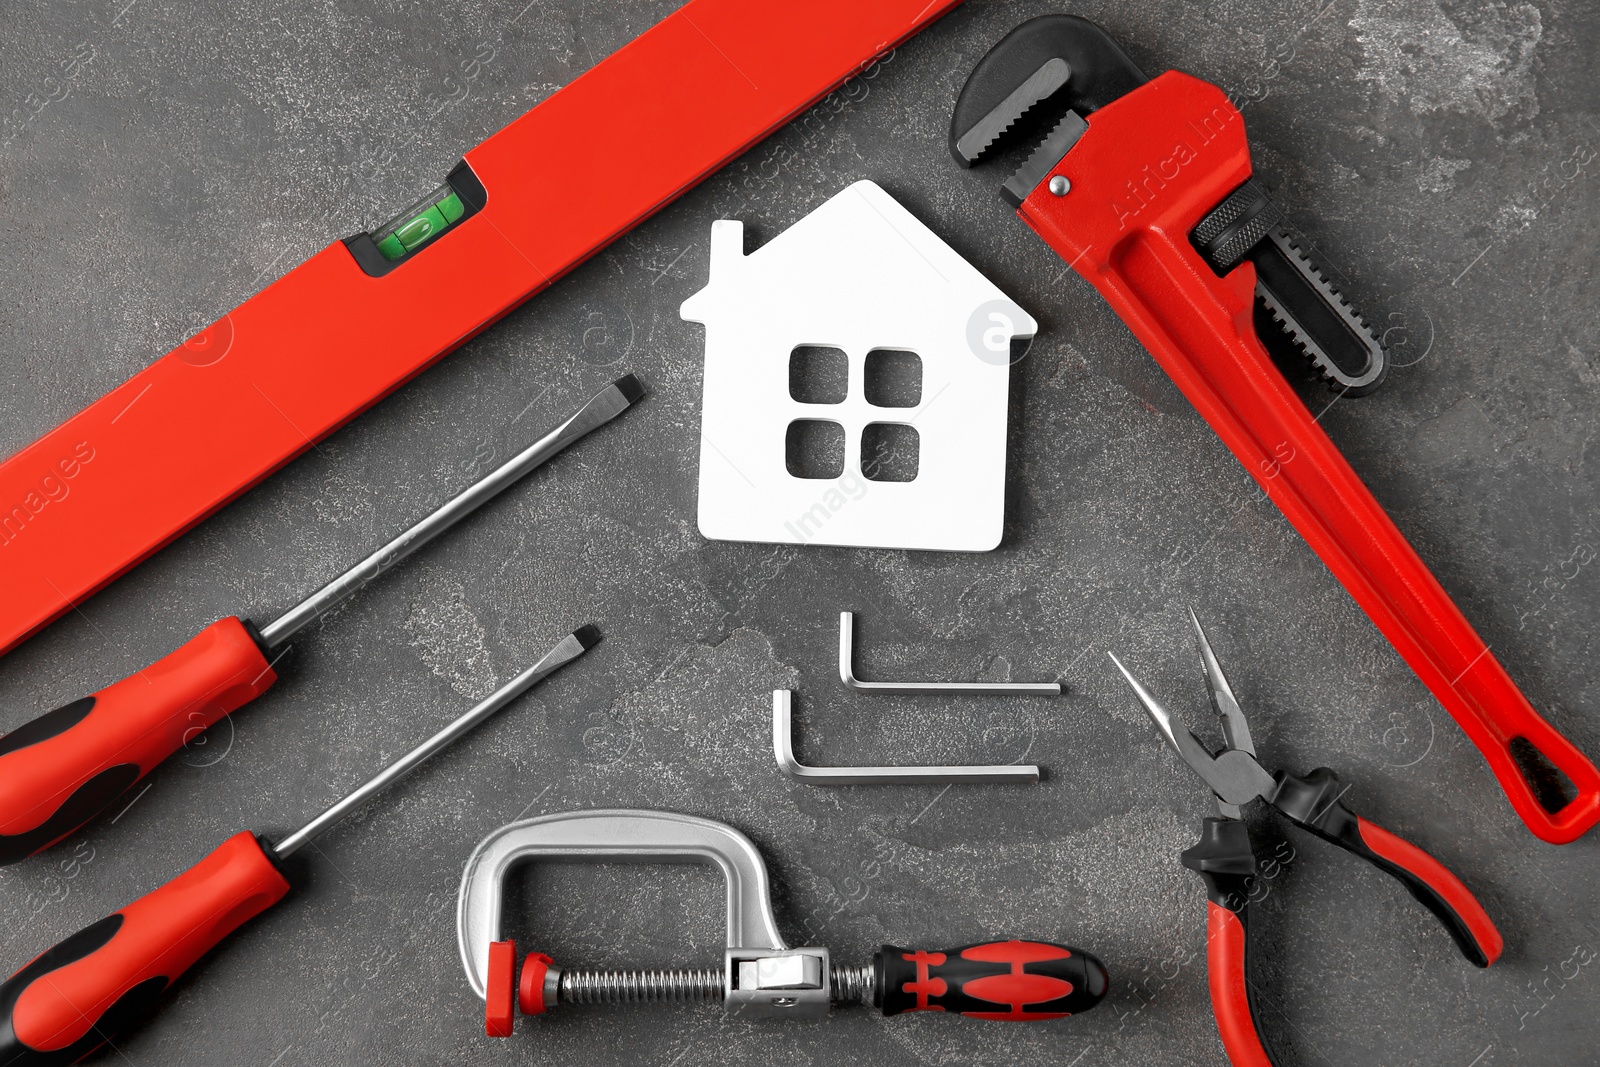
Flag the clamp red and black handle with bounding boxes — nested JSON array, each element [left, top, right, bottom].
[[0, 831, 289, 1065], [875, 940, 1107, 1019], [1274, 768, 1503, 968], [0, 618, 277, 866]]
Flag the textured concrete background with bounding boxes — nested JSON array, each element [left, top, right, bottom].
[[1, 1, 1597, 1064]]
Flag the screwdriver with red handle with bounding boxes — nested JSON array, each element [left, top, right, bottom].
[[0, 375, 641, 866], [0, 625, 597, 1065]]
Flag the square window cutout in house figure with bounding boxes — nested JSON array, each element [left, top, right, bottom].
[[681, 180, 1036, 551], [863, 349, 921, 408], [862, 423, 918, 482], [790, 345, 850, 405], [787, 419, 846, 479]]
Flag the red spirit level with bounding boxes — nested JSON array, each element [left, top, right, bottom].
[[0, 0, 962, 656]]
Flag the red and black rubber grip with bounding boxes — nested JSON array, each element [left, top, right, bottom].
[[0, 618, 277, 865], [1205, 901, 1273, 1067], [1183, 818, 1276, 1066], [874, 940, 1108, 1020], [0, 831, 289, 1064], [1274, 768, 1503, 967]]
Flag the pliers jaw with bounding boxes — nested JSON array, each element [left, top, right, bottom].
[[1188, 608, 1255, 757], [1108, 612, 1276, 815]]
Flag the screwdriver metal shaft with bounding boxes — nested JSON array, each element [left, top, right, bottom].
[[275, 626, 597, 857], [259, 375, 642, 648]]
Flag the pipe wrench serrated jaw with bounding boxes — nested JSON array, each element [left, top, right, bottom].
[[949, 14, 1147, 174], [951, 14, 1388, 395]]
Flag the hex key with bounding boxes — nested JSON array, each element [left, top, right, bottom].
[[838, 611, 1062, 695], [771, 691, 1040, 785]]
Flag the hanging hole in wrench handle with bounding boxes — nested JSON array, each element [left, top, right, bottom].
[[1503, 721, 1596, 820], [875, 940, 1107, 1020], [1437, 663, 1600, 843], [1425, 643, 1600, 842]]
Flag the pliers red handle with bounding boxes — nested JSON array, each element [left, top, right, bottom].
[[1184, 795, 1501, 1066], [1111, 612, 1502, 1065], [953, 15, 1600, 843]]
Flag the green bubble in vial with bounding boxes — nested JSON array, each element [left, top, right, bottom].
[[396, 205, 449, 251]]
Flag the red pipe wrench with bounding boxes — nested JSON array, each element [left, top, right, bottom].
[[951, 16, 1600, 843]]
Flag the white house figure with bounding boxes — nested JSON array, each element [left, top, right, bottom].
[[680, 180, 1036, 552]]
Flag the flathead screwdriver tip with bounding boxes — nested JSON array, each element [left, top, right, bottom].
[[611, 372, 646, 406], [571, 624, 603, 651]]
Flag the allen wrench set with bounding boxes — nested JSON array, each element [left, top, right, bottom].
[[773, 610, 1059, 785]]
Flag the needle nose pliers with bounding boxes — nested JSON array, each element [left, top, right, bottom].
[[1109, 611, 1502, 1067]]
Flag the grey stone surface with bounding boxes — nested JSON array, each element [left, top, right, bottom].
[[1, 1, 1596, 1064]]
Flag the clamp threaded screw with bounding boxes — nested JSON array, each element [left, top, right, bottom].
[[551, 962, 875, 1007], [829, 963, 873, 1006], [559, 968, 722, 1004]]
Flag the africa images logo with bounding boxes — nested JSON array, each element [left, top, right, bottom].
[[1110, 102, 1239, 231], [0, 441, 96, 548]]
